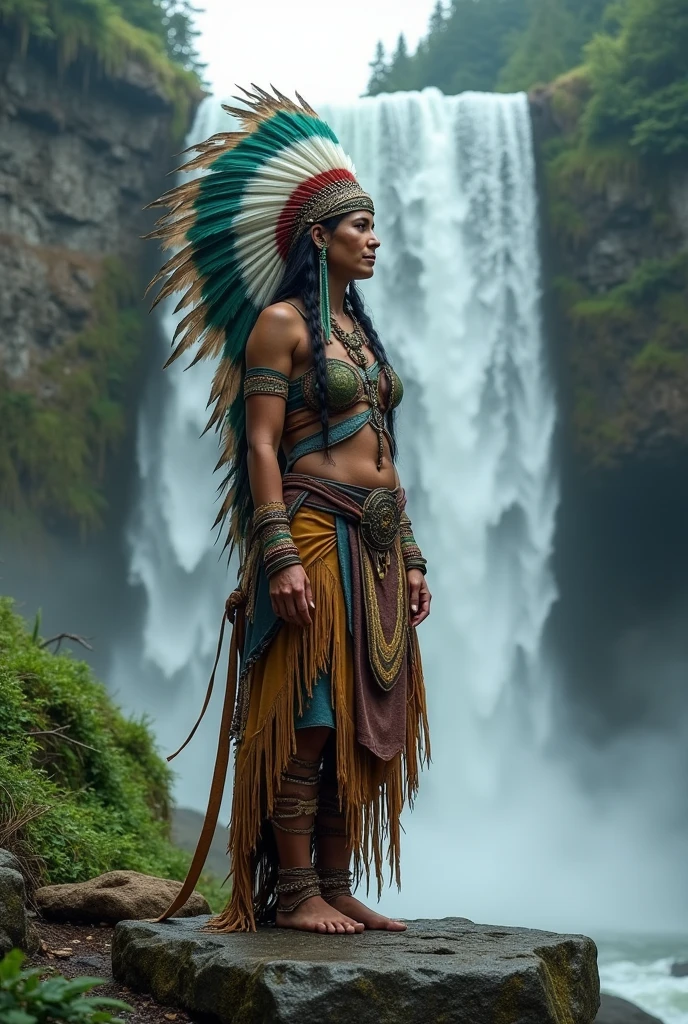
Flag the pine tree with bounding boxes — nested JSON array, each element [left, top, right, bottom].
[[367, 40, 389, 96], [498, 0, 578, 92], [386, 33, 411, 91]]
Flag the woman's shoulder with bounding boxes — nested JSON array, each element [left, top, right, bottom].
[[258, 299, 308, 327], [246, 300, 308, 367]]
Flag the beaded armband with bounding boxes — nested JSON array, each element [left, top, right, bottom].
[[400, 512, 427, 575], [244, 367, 290, 401], [253, 501, 302, 578]]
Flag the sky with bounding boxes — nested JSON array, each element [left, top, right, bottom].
[[194, 0, 438, 106]]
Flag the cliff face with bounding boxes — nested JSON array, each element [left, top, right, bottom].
[[0, 38, 190, 528], [532, 77, 688, 475], [532, 80, 688, 742]]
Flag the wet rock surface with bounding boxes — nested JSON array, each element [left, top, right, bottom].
[[112, 915, 600, 1024], [0, 848, 38, 955], [34, 871, 210, 925], [595, 993, 664, 1023]]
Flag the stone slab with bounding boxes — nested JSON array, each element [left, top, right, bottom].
[[112, 915, 600, 1024]]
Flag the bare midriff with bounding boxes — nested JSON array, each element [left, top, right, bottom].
[[282, 357, 397, 490]]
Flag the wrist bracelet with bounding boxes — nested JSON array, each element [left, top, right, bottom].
[[400, 512, 427, 575], [253, 501, 302, 578]]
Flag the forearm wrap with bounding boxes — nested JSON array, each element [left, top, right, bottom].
[[400, 512, 427, 575], [253, 501, 302, 578]]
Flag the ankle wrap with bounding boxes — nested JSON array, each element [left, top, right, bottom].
[[318, 867, 353, 902], [275, 867, 321, 913]]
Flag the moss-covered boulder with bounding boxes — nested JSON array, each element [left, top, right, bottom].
[[112, 916, 600, 1024]]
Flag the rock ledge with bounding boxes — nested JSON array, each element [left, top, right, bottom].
[[112, 915, 600, 1024]]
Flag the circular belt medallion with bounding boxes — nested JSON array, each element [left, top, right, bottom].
[[360, 488, 401, 552]]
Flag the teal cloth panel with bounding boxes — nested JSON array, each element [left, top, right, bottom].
[[285, 409, 371, 470], [336, 513, 354, 635], [286, 379, 304, 414], [240, 490, 356, 736], [295, 671, 335, 730]]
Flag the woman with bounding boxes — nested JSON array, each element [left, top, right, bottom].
[[148, 87, 431, 934]]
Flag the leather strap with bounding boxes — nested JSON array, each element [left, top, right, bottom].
[[154, 593, 244, 922], [283, 299, 308, 321]]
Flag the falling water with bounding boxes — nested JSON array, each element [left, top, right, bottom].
[[324, 91, 560, 922], [115, 88, 564, 924]]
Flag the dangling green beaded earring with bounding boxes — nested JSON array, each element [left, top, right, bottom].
[[319, 243, 332, 343]]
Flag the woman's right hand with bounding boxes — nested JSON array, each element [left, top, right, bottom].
[[269, 563, 314, 627]]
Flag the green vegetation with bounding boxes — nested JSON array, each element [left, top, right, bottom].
[[0, 598, 225, 909], [0, 950, 130, 1024], [583, 0, 688, 157], [368, 0, 688, 159], [0, 0, 203, 133], [0, 258, 144, 534], [367, 0, 606, 96], [559, 255, 688, 466]]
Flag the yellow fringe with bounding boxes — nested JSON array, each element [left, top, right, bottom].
[[208, 527, 430, 933]]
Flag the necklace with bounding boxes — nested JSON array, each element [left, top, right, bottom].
[[329, 311, 387, 469]]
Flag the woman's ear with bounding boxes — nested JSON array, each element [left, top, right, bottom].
[[310, 223, 327, 249]]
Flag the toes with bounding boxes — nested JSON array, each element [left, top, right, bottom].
[[326, 922, 336, 934], [334, 922, 346, 934], [315, 922, 327, 933]]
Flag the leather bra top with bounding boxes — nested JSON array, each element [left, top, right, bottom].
[[244, 358, 403, 470], [242, 300, 404, 470], [287, 358, 404, 416]]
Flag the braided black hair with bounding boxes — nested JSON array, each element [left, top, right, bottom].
[[271, 214, 397, 459]]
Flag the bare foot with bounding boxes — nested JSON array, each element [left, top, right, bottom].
[[329, 895, 406, 931], [276, 895, 364, 934]]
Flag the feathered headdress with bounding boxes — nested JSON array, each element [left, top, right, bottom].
[[146, 85, 374, 554]]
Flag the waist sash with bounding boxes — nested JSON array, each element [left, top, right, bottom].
[[282, 473, 411, 762]]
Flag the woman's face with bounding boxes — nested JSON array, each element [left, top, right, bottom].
[[315, 211, 380, 280]]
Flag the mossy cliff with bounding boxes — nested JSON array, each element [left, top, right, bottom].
[[532, 63, 688, 474], [0, 31, 201, 533]]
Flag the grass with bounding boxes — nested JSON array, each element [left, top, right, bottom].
[[0, 597, 225, 911]]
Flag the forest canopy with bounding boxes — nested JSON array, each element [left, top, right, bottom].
[[368, 0, 688, 159], [368, 0, 607, 96]]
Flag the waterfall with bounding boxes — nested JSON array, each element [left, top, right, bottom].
[[322, 91, 559, 921], [114, 88, 566, 925]]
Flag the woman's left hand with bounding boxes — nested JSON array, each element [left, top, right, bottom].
[[407, 569, 431, 627]]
